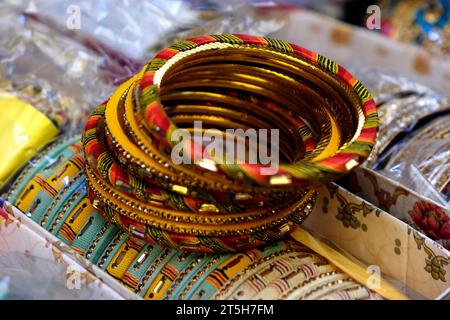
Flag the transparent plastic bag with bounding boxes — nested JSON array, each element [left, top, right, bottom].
[[0, 0, 288, 130], [380, 115, 450, 207], [0, 251, 99, 299], [0, 1, 137, 186], [0, 0, 289, 188], [6, 0, 287, 60], [0, 4, 131, 131], [342, 69, 450, 208]]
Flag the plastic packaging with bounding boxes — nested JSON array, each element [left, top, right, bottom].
[[0, 1, 138, 187], [5, 0, 287, 60], [381, 114, 450, 207], [353, 69, 450, 206], [0, 0, 289, 193], [0, 2, 138, 131], [0, 1, 288, 130], [0, 251, 99, 299]]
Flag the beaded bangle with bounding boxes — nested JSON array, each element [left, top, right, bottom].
[[5, 134, 81, 204], [253, 264, 337, 300], [97, 231, 129, 269], [184, 241, 292, 300], [163, 253, 207, 299], [286, 272, 351, 300], [82, 35, 376, 252], [119, 243, 161, 289], [4, 138, 385, 300], [84, 222, 121, 264], [104, 236, 147, 281], [318, 284, 379, 300], [135, 249, 177, 295], [143, 251, 206, 300], [38, 171, 85, 228], [132, 35, 376, 187], [229, 254, 321, 299], [16, 159, 83, 224]]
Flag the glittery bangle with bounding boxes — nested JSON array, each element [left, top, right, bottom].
[[5, 134, 81, 204], [82, 34, 377, 252]]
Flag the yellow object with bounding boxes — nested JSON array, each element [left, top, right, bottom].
[[290, 228, 409, 300], [312, 109, 341, 161], [0, 93, 59, 189]]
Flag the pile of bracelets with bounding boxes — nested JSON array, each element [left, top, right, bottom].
[[82, 34, 378, 253], [4, 135, 387, 300]]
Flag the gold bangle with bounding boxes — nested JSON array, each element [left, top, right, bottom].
[[83, 34, 377, 252]]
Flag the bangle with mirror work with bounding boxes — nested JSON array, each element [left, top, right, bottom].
[[83, 34, 377, 252]]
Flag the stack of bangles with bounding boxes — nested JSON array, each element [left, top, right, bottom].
[[4, 134, 397, 300], [82, 34, 377, 253], [3, 34, 393, 300]]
